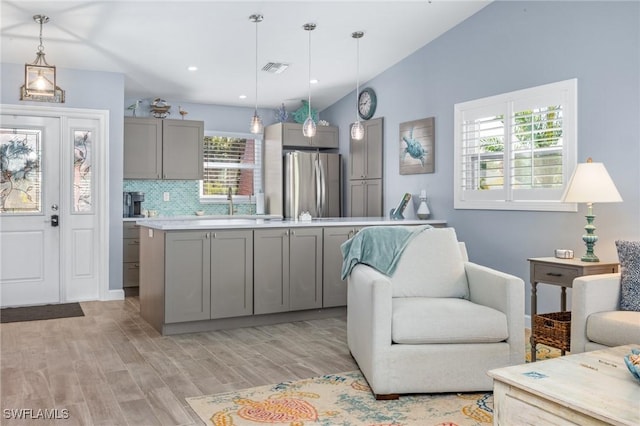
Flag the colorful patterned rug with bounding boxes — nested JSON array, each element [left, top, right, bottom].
[[187, 344, 561, 426]]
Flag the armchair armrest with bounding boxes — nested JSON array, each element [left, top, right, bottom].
[[570, 273, 621, 353], [465, 262, 525, 362], [346, 264, 393, 376]]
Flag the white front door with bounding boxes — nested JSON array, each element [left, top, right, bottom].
[[0, 115, 61, 306], [1, 107, 108, 307]]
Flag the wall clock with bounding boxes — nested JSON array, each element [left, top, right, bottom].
[[358, 87, 377, 120]]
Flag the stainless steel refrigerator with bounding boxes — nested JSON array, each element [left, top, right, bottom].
[[284, 151, 341, 219]]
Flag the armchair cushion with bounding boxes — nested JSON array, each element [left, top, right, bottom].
[[390, 228, 469, 299], [616, 240, 640, 311], [587, 311, 640, 347], [392, 298, 508, 344]]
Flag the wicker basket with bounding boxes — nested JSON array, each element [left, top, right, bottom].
[[533, 311, 571, 352]]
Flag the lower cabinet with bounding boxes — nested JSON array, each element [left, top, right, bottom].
[[254, 228, 322, 315], [349, 179, 383, 217], [164, 230, 253, 323], [123, 222, 141, 288], [322, 226, 360, 307]]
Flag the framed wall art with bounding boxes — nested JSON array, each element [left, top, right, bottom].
[[399, 117, 435, 174]]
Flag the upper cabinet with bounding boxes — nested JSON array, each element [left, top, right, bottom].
[[267, 122, 338, 149], [124, 117, 204, 179], [349, 117, 383, 180]]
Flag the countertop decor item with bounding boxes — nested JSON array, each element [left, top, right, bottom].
[[561, 157, 623, 262], [150, 98, 171, 118], [178, 106, 188, 119], [416, 189, 431, 219]]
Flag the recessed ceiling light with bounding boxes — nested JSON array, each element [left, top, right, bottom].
[[187, 66, 198, 71], [310, 79, 319, 84], [239, 94, 247, 99]]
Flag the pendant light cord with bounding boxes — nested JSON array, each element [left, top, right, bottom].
[[355, 36, 360, 122], [254, 17, 259, 114], [307, 27, 312, 118]]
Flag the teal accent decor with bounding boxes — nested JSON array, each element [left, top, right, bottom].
[[123, 180, 254, 217], [292, 100, 318, 124]]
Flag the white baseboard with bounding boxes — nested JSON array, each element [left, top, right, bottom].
[[105, 289, 125, 301]]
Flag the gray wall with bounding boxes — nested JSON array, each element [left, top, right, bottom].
[[323, 0, 640, 317]]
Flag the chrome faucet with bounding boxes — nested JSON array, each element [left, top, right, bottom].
[[227, 187, 234, 215]]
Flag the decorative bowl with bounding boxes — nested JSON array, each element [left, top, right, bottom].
[[623, 348, 640, 382]]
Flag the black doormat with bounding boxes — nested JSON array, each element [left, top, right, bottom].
[[0, 302, 84, 323]]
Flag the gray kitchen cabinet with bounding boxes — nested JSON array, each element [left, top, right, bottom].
[[349, 179, 383, 217], [349, 118, 383, 217], [349, 117, 383, 180], [253, 227, 322, 314], [124, 117, 204, 179], [165, 231, 211, 323], [322, 226, 360, 307], [210, 230, 253, 319], [122, 221, 140, 289], [267, 122, 339, 149]]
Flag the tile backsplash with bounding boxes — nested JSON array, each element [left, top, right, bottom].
[[123, 180, 252, 217]]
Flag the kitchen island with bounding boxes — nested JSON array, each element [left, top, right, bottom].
[[138, 217, 445, 335]]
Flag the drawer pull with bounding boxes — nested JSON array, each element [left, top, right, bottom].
[[546, 272, 562, 277]]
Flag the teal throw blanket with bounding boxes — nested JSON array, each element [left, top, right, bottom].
[[340, 225, 432, 279]]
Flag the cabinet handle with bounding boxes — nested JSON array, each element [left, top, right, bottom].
[[205, 233, 210, 239], [132, 240, 139, 244], [213, 232, 217, 238], [546, 272, 562, 277], [291, 230, 296, 236], [285, 230, 289, 236]]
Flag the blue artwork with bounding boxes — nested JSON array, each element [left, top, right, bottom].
[[399, 117, 435, 175]]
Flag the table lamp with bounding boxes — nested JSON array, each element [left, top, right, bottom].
[[561, 157, 623, 262]]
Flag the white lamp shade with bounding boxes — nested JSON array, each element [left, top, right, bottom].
[[561, 161, 623, 203]]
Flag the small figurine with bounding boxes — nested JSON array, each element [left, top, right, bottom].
[[150, 98, 171, 118], [179, 106, 188, 120], [126, 100, 141, 117]]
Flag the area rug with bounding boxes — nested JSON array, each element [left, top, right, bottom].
[[0, 302, 84, 323], [187, 370, 493, 426], [187, 344, 560, 426]]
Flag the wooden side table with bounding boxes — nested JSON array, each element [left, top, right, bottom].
[[527, 257, 619, 362]]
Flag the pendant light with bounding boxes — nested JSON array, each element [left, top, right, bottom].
[[24, 15, 56, 97], [249, 14, 264, 134], [302, 23, 317, 138], [351, 31, 365, 141]]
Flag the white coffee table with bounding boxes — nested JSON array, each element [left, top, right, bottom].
[[488, 345, 640, 425]]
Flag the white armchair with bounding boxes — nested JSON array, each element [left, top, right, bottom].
[[570, 273, 640, 353], [346, 227, 525, 399]]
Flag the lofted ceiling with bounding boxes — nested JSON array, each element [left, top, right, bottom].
[[1, 1, 491, 111]]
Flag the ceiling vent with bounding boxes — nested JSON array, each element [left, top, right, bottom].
[[262, 62, 290, 74]]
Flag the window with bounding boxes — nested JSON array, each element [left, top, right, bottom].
[[454, 79, 577, 211], [199, 131, 262, 201]]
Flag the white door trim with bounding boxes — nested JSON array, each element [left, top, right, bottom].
[[1, 104, 111, 303]]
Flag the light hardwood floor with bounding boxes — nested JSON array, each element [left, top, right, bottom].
[[0, 298, 357, 425]]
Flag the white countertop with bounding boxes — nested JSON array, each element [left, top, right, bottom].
[[134, 216, 446, 230]]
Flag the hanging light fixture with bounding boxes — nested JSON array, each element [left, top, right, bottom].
[[351, 31, 365, 141], [24, 15, 56, 97], [249, 14, 264, 134], [302, 23, 317, 138]]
